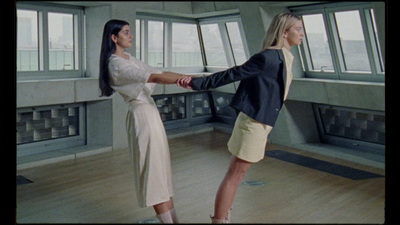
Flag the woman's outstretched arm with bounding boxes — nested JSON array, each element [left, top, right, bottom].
[[148, 71, 187, 84]]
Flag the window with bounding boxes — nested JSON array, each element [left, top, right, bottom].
[[200, 23, 228, 67], [16, 3, 84, 80], [135, 14, 248, 71], [199, 16, 249, 68], [148, 21, 164, 67], [334, 10, 370, 72], [302, 14, 334, 72], [136, 14, 205, 71], [17, 9, 39, 71], [172, 23, 203, 67], [291, 2, 384, 82], [48, 12, 77, 70]]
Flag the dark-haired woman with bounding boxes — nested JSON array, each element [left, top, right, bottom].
[[99, 19, 187, 223]]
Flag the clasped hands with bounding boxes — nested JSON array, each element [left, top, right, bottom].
[[176, 76, 193, 89]]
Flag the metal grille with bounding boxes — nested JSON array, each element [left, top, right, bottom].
[[16, 105, 80, 145], [211, 92, 235, 116], [155, 95, 186, 121], [317, 105, 385, 145], [191, 92, 212, 117]]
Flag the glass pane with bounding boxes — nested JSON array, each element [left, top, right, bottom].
[[148, 21, 164, 67], [17, 9, 39, 71], [226, 22, 246, 65], [172, 23, 203, 67], [200, 24, 228, 66], [48, 12, 75, 70], [302, 14, 334, 72], [370, 9, 384, 72], [335, 10, 370, 72], [136, 20, 141, 60]]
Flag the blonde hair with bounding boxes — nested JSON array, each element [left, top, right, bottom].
[[261, 12, 301, 51]]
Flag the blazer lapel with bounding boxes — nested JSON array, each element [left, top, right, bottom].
[[277, 49, 287, 91]]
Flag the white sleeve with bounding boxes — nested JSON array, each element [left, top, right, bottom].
[[109, 57, 161, 99]]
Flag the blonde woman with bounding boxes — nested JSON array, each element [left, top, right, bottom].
[[177, 12, 304, 223]]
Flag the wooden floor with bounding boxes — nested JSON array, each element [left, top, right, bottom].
[[16, 131, 385, 223]]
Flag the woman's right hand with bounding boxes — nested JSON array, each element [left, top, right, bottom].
[[176, 76, 193, 89]]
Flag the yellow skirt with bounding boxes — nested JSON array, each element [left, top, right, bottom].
[[227, 112, 273, 163]]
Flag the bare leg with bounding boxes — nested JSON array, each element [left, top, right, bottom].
[[213, 156, 252, 220], [153, 197, 174, 215], [154, 198, 176, 223]]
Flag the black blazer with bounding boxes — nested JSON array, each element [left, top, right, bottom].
[[191, 49, 287, 127]]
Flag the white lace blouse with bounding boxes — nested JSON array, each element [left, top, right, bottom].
[[108, 52, 162, 103]]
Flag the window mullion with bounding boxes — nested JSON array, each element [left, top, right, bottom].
[[140, 20, 145, 60], [74, 12, 84, 74], [41, 9, 49, 74], [165, 20, 172, 70], [299, 21, 314, 73], [218, 22, 235, 67], [360, 9, 380, 75], [324, 10, 342, 79], [37, 10, 44, 71], [196, 22, 207, 67], [297, 14, 313, 74], [143, 19, 149, 64], [237, 18, 250, 59], [80, 11, 86, 75]]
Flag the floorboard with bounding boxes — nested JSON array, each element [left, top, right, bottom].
[[16, 131, 385, 223]]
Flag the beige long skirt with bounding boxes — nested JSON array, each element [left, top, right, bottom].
[[227, 112, 273, 163], [126, 99, 174, 208]]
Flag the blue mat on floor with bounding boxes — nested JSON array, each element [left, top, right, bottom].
[[17, 175, 33, 185], [265, 150, 384, 180]]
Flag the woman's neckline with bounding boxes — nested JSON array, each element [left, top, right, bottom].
[[112, 52, 130, 60]]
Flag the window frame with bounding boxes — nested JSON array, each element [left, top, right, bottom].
[[136, 13, 249, 73], [299, 11, 337, 78], [17, 2, 85, 81], [198, 15, 250, 72], [170, 21, 204, 68], [136, 13, 205, 73], [292, 2, 384, 82], [198, 22, 229, 68]]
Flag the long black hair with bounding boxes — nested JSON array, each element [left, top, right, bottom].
[[99, 19, 130, 97]]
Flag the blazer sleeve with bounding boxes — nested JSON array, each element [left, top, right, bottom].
[[191, 52, 269, 90]]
